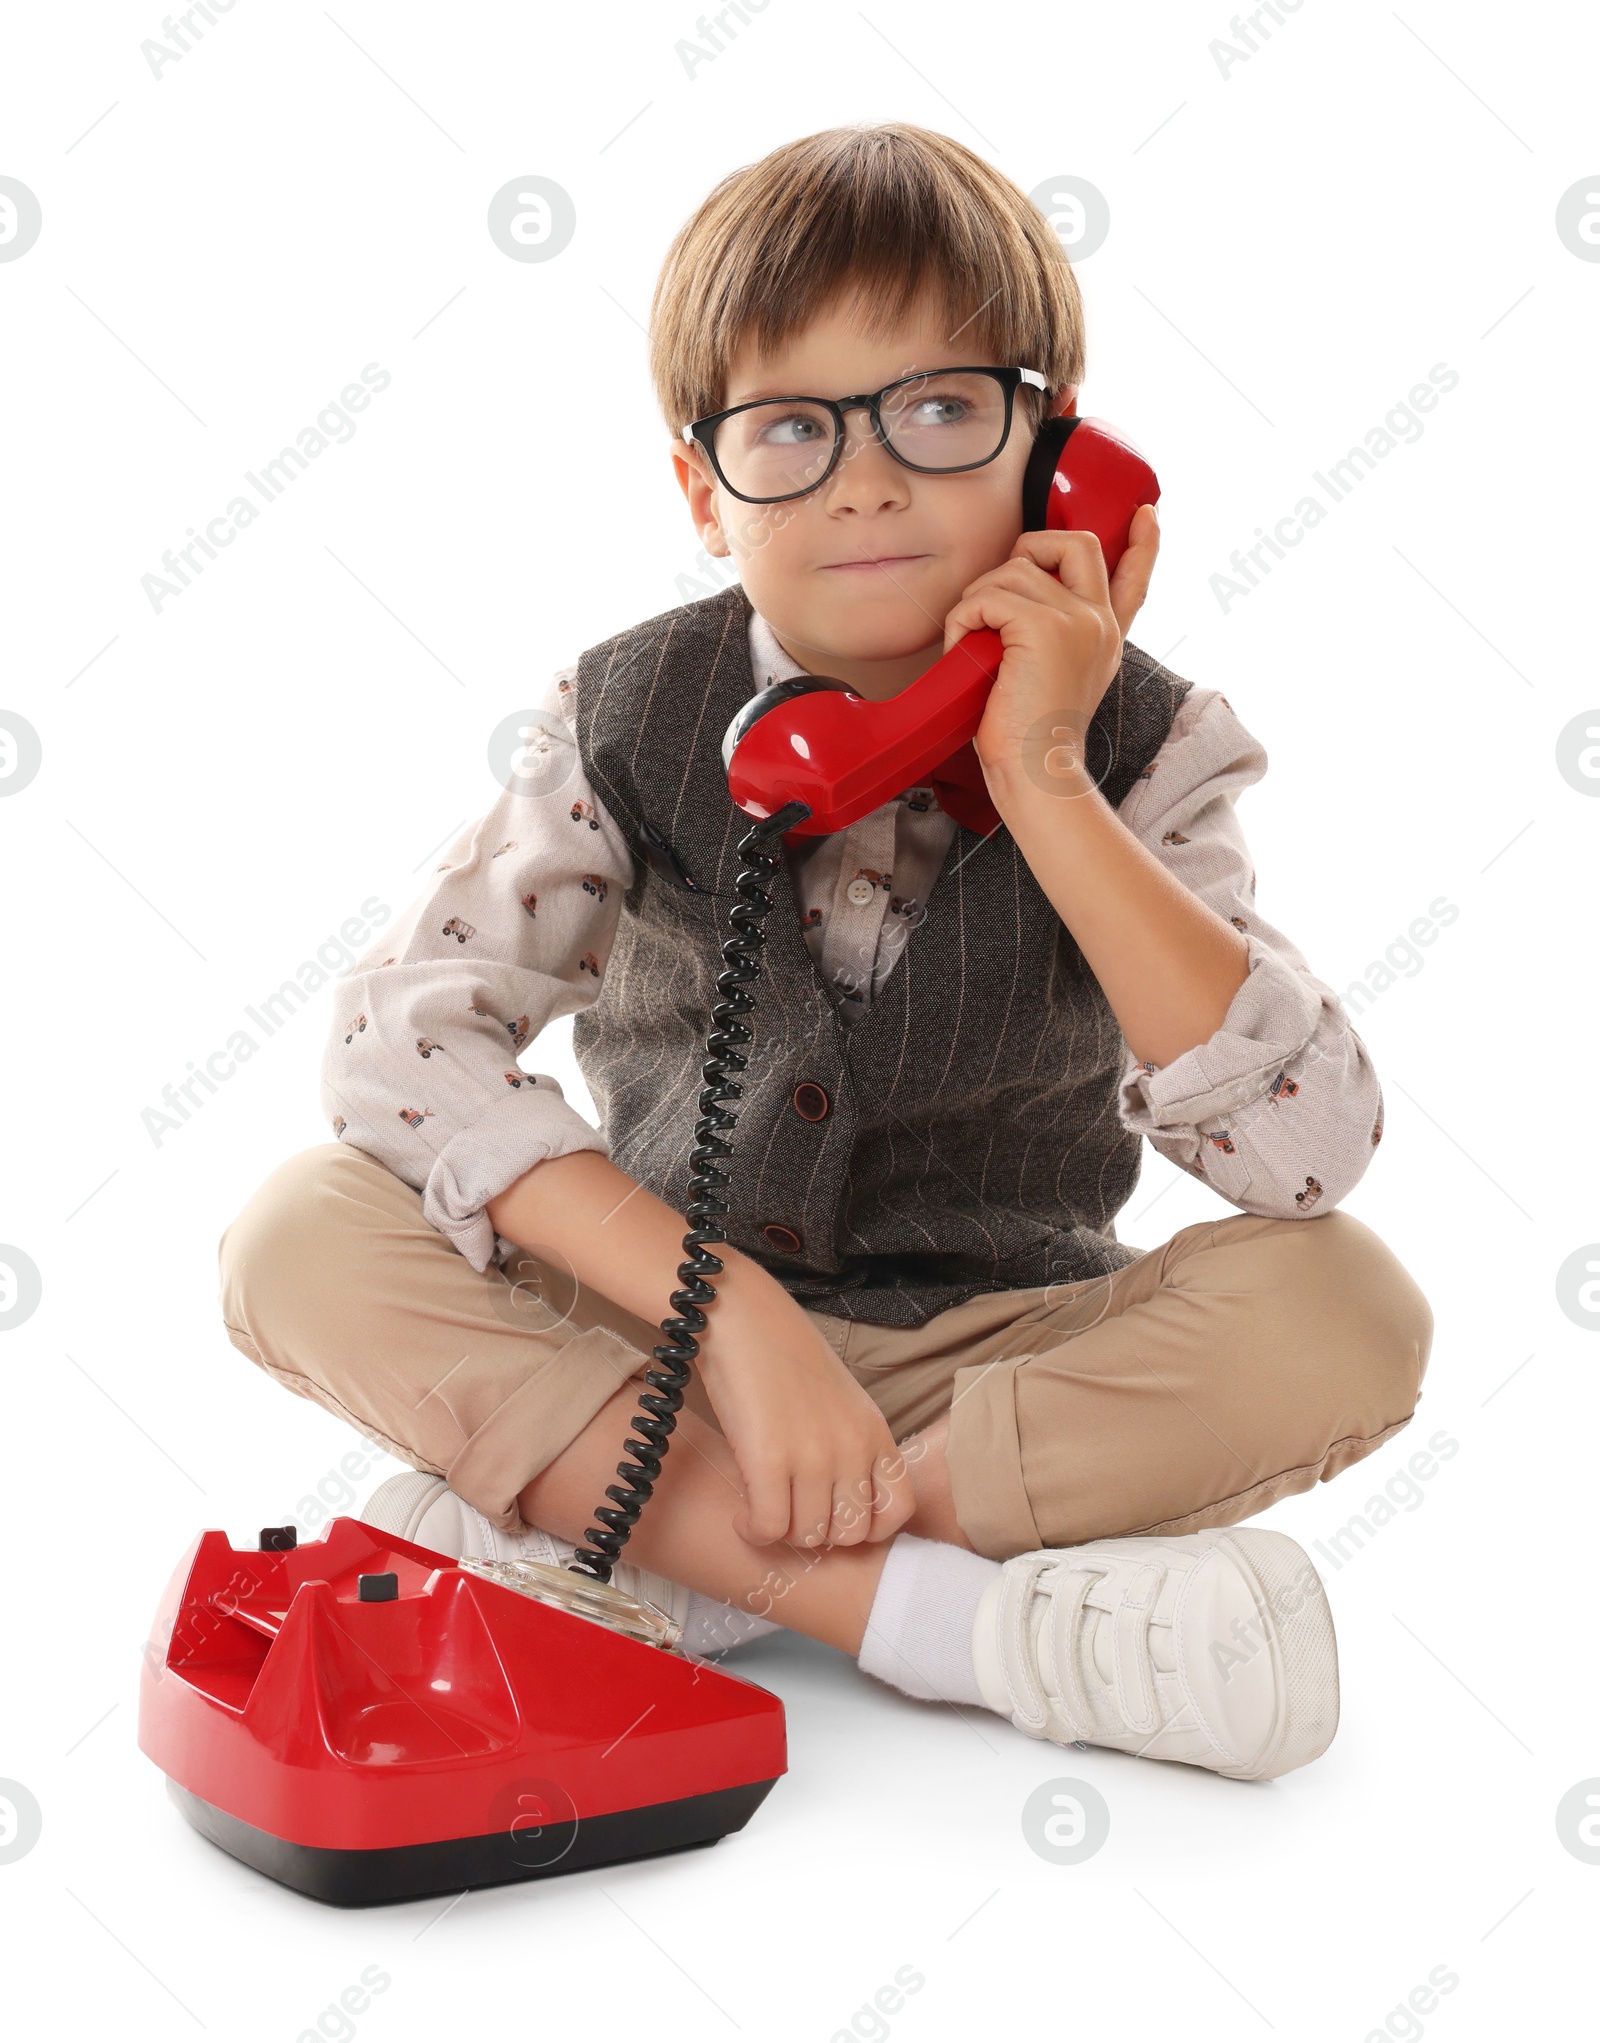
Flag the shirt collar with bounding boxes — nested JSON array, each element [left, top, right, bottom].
[[747, 607, 811, 692], [744, 602, 950, 827]]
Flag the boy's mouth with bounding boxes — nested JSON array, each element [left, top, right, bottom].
[[820, 553, 930, 574]]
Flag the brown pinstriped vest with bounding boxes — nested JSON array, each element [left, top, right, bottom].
[[569, 581, 1193, 1327]]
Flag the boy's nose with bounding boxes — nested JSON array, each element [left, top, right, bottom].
[[825, 403, 911, 505]]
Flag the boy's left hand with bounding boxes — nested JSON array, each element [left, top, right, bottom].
[[943, 503, 1160, 784]]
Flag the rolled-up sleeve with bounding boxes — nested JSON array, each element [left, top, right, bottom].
[[1113, 687, 1384, 1219], [320, 667, 637, 1270]]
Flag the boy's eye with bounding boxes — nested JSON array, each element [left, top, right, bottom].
[[883, 383, 982, 429], [909, 394, 973, 427], [757, 409, 828, 446]]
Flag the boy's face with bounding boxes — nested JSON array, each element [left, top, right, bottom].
[[670, 283, 1077, 699]]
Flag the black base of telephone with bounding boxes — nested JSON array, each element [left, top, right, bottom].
[[169, 1775, 780, 1908]]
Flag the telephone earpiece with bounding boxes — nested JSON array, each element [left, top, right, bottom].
[[723, 413, 1159, 839]]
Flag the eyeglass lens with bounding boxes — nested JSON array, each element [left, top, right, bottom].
[[711, 371, 1010, 499]]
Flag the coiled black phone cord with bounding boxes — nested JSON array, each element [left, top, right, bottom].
[[567, 797, 813, 1585]]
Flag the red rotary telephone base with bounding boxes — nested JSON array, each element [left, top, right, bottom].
[[138, 1519, 786, 1907]]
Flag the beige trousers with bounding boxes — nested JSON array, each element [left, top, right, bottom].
[[218, 1143, 1434, 1562]]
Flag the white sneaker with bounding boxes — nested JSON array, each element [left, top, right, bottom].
[[361, 1470, 693, 1636], [971, 1526, 1338, 1780]]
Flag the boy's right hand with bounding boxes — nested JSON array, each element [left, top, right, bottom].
[[697, 1321, 918, 1551]]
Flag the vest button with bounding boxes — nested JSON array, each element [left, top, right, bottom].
[[791, 1081, 830, 1122], [761, 1223, 803, 1256]]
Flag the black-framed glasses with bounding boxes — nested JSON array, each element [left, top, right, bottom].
[[682, 365, 1049, 505]]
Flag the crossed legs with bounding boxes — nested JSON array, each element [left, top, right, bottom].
[[219, 1145, 1432, 1661]]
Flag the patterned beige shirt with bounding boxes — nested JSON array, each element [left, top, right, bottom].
[[322, 610, 1384, 1272]]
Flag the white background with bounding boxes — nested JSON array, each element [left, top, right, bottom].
[[2, 1, 1597, 2037]]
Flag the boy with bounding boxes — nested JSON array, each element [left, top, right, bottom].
[[220, 124, 1432, 1781]]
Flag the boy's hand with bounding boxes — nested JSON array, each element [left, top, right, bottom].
[[943, 503, 1160, 783], [697, 1328, 917, 1552]]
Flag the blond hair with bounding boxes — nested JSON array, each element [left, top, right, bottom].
[[648, 123, 1085, 437]]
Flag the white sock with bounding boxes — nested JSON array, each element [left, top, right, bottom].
[[682, 1593, 781, 1656], [857, 1533, 1002, 1707]]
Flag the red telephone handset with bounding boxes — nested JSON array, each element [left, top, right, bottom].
[[722, 415, 1159, 839]]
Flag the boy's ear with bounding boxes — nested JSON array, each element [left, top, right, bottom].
[[669, 438, 731, 558], [1046, 384, 1080, 419]]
